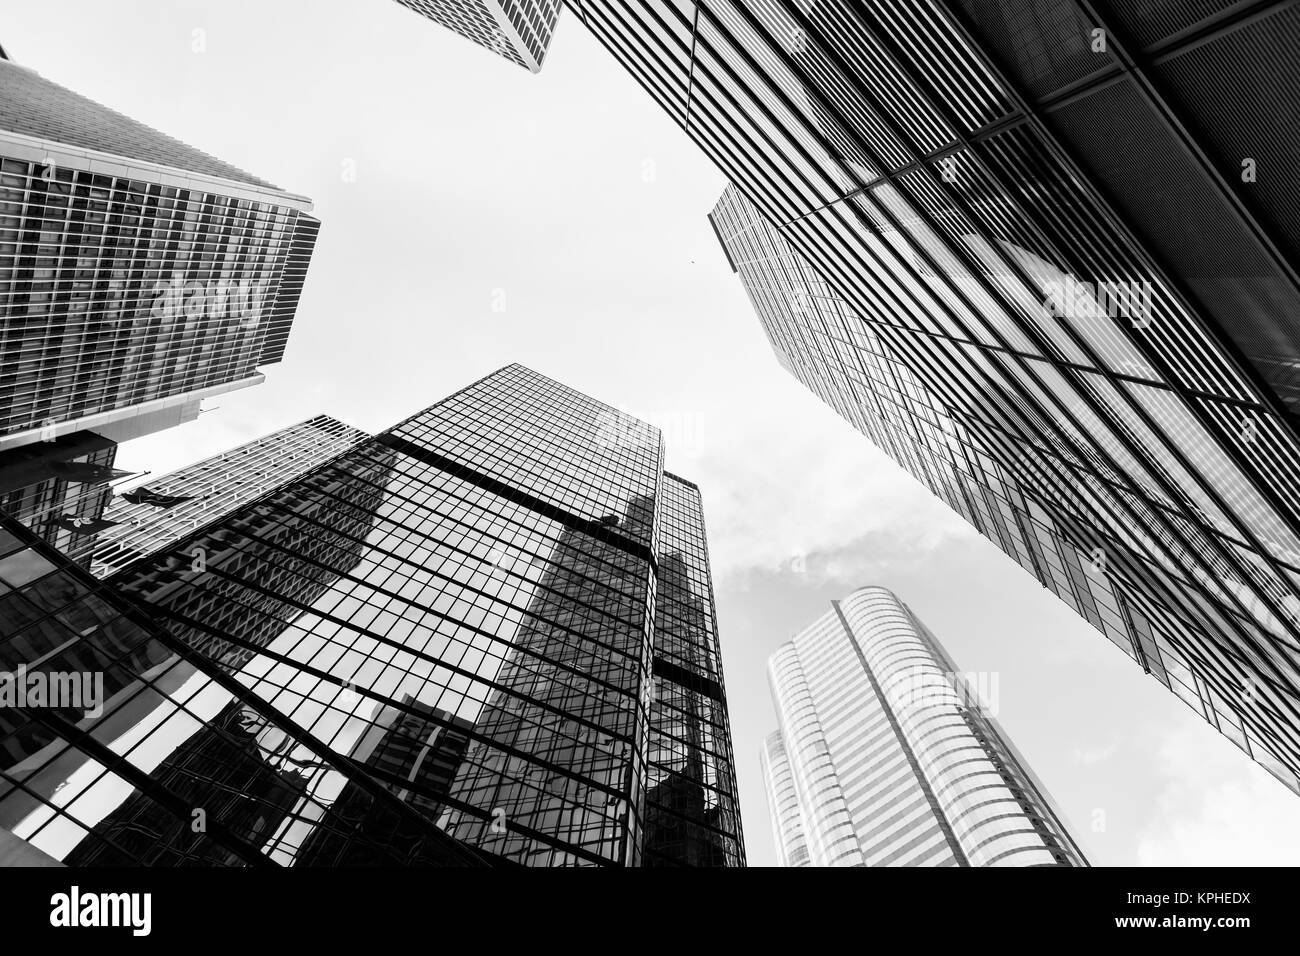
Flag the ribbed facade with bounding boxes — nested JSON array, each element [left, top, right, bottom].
[[0, 56, 317, 451], [763, 587, 1087, 867], [767, 601, 962, 867], [759, 729, 808, 867], [90, 415, 368, 577], [0, 365, 743, 867]]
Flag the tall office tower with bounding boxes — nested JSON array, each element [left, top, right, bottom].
[[762, 586, 1088, 867], [759, 729, 808, 867], [392, 0, 1300, 795], [89, 415, 368, 578], [395, 0, 562, 71], [0, 53, 319, 455], [0, 365, 743, 866]]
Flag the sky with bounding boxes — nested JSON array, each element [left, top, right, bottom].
[[9, 0, 1300, 866]]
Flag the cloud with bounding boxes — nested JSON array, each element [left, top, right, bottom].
[[673, 365, 971, 582], [1135, 723, 1300, 865], [1072, 743, 1119, 766]]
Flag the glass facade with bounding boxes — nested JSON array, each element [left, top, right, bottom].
[[763, 586, 1088, 867], [643, 474, 742, 865], [90, 415, 369, 578], [0, 512, 487, 866], [0, 56, 318, 450], [0, 429, 120, 564], [0, 364, 743, 866], [542, 0, 1300, 796]]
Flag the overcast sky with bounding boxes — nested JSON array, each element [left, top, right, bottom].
[[11, 0, 1300, 866]]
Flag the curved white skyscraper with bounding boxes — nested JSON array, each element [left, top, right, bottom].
[[762, 586, 1087, 867], [759, 729, 808, 868]]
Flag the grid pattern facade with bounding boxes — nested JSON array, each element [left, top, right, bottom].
[[434, 493, 655, 865], [90, 415, 369, 578], [395, 0, 562, 71], [0, 58, 317, 446], [643, 474, 743, 866], [296, 696, 476, 865], [763, 587, 1088, 867], [0, 515, 491, 866], [564, 0, 1300, 794], [1, 365, 743, 866]]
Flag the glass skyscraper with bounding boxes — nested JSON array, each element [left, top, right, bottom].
[[762, 586, 1088, 867], [0, 51, 318, 455], [394, 0, 1300, 796], [0, 365, 743, 866]]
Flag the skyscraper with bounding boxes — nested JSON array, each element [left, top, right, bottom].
[[395, 0, 561, 71], [762, 586, 1088, 867], [758, 729, 808, 868], [0, 52, 319, 455], [89, 415, 368, 577], [0, 365, 743, 866], [393, 0, 1300, 796]]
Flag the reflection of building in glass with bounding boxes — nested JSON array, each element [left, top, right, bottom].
[[62, 700, 314, 866], [439, 495, 655, 866], [763, 587, 1088, 867], [116, 442, 397, 673], [0, 365, 743, 866], [90, 416, 368, 578], [0, 513, 489, 866], [0, 53, 317, 455], [298, 696, 474, 866], [0, 429, 121, 565], [642, 476, 741, 867]]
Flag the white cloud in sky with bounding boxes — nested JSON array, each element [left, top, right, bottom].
[[676, 367, 970, 581], [1072, 743, 1120, 766], [1136, 724, 1300, 865]]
